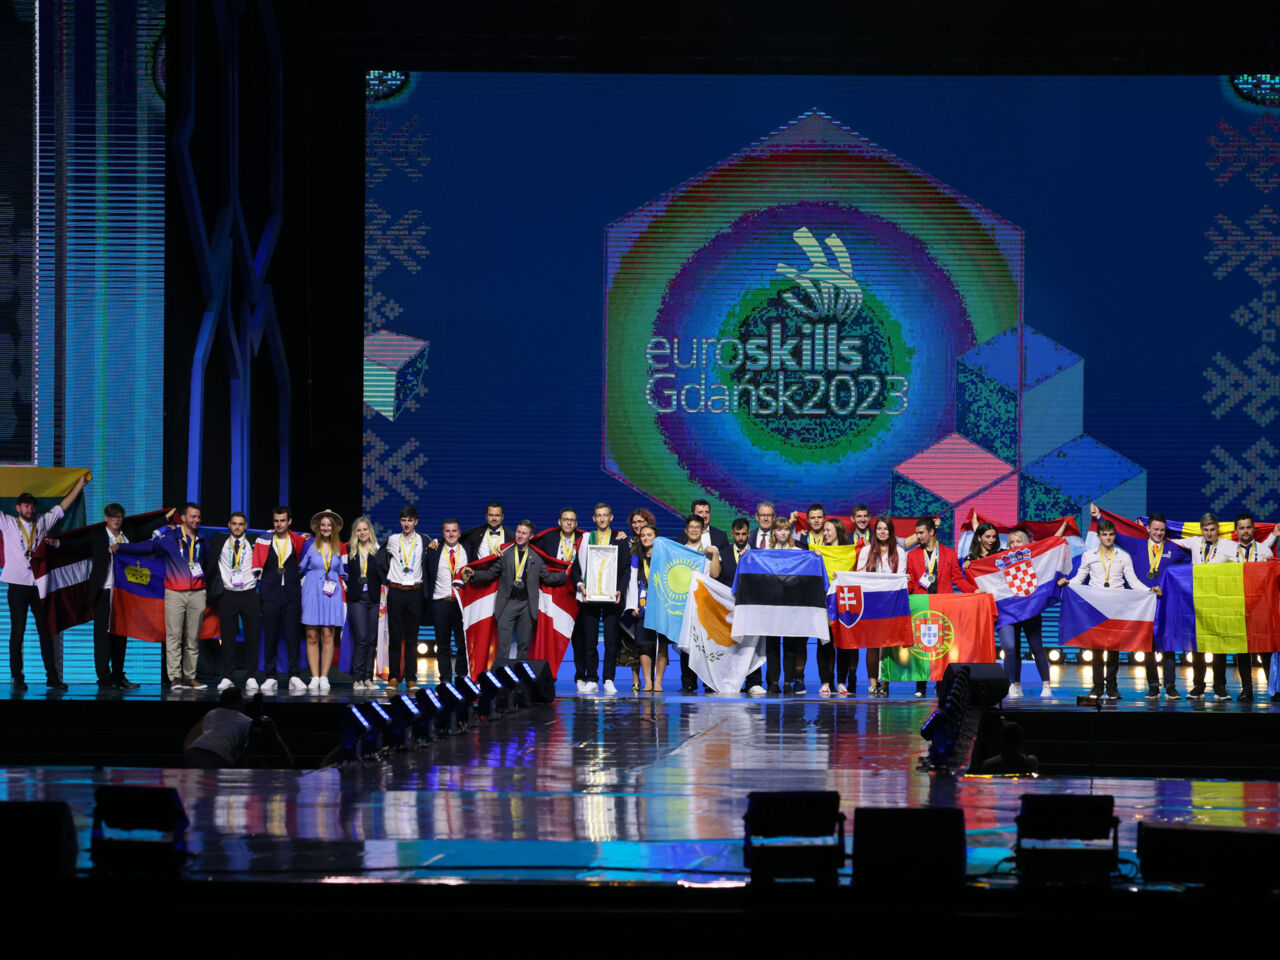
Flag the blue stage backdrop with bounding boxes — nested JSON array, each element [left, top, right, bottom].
[[365, 74, 1277, 543]]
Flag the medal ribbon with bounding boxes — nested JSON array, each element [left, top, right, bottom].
[[1099, 546, 1114, 586], [1148, 540, 1163, 578], [513, 546, 529, 583], [400, 534, 418, 573]]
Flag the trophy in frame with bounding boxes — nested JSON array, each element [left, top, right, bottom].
[[582, 543, 619, 603]]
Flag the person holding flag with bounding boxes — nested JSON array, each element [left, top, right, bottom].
[[425, 518, 470, 685], [537, 509, 592, 692], [300, 510, 346, 694], [116, 502, 210, 691], [346, 516, 383, 692], [1172, 512, 1238, 701], [723, 518, 766, 696], [2, 472, 89, 690], [855, 515, 908, 697], [814, 518, 849, 695], [624, 523, 663, 692], [991, 527, 1054, 699], [1231, 512, 1272, 700], [460, 519, 566, 664], [905, 516, 974, 698], [677, 514, 722, 692], [1059, 518, 1160, 700], [690, 499, 733, 584], [759, 518, 808, 694]]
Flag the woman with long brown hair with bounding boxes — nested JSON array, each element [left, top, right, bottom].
[[855, 515, 908, 698]]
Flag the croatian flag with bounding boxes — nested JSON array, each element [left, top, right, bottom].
[[967, 536, 1073, 628], [826, 570, 912, 649], [1059, 583, 1157, 651]]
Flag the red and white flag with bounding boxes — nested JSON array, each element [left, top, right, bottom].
[[455, 552, 503, 679], [531, 546, 578, 678]]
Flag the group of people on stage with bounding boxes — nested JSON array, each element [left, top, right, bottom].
[[3, 482, 1276, 704]]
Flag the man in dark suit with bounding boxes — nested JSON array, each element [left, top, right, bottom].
[[749, 502, 778, 550], [71, 503, 172, 689], [466, 501, 513, 560], [790, 503, 827, 548], [722, 518, 765, 695], [425, 518, 470, 682], [571, 503, 630, 695], [461, 519, 566, 660], [205, 511, 262, 692], [691, 499, 734, 585]]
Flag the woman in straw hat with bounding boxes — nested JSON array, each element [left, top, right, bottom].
[[301, 508, 347, 693]]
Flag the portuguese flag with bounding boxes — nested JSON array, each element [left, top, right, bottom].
[[880, 591, 998, 682]]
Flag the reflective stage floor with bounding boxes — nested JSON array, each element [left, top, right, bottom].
[[2, 664, 1279, 887]]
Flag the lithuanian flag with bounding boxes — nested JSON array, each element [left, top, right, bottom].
[[1156, 563, 1280, 654], [879, 591, 998, 682]]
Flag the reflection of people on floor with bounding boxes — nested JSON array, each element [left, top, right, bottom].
[[978, 721, 1038, 775], [183, 688, 293, 768]]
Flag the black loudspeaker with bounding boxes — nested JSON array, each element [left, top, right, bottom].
[[853, 807, 966, 890], [940, 663, 1009, 707], [1138, 822, 1280, 887], [0, 801, 77, 881], [492, 658, 556, 703]]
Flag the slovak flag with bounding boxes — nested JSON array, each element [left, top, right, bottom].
[[967, 536, 1073, 628], [826, 570, 912, 649]]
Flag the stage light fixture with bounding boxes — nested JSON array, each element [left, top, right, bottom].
[[458, 675, 482, 701], [1048, 648, 1061, 663], [412, 687, 441, 740], [1015, 794, 1119, 887], [1081, 650, 1093, 663], [435, 681, 468, 734], [388, 693, 422, 747], [342, 703, 375, 759], [417, 642, 429, 655], [91, 786, 189, 878], [360, 701, 394, 743], [478, 670, 506, 717], [743, 791, 846, 885], [1133, 652, 1145, 663], [997, 650, 1005, 660], [920, 710, 944, 741]]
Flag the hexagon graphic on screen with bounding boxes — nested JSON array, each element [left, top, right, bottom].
[[603, 110, 1023, 520]]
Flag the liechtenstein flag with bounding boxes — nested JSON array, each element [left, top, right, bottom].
[[827, 570, 912, 649], [967, 536, 1073, 628]]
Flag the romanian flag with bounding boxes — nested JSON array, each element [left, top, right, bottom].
[[1145, 516, 1276, 544], [1059, 584, 1157, 651], [879, 592, 998, 682], [1155, 562, 1280, 654], [110, 553, 220, 643], [827, 570, 912, 649]]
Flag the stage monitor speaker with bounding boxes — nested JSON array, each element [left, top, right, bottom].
[[492, 658, 556, 703], [939, 663, 1009, 707], [0, 801, 77, 881], [1138, 822, 1280, 887], [853, 807, 966, 890]]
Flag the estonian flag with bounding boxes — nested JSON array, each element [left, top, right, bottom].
[[731, 548, 829, 640]]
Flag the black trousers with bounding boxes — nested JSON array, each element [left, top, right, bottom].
[[1191, 652, 1254, 693], [348, 598, 378, 681], [218, 589, 261, 680], [386, 587, 423, 681], [576, 601, 621, 682], [259, 593, 301, 679], [431, 596, 468, 680], [7, 583, 58, 683], [92, 588, 127, 682], [836, 648, 860, 688], [1090, 651, 1177, 692], [765, 637, 806, 686]]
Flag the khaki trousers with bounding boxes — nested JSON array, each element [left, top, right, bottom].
[[164, 588, 206, 681]]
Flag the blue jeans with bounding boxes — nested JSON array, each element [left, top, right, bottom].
[[347, 598, 379, 681], [998, 615, 1048, 684]]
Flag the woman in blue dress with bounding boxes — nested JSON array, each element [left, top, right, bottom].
[[301, 508, 347, 694]]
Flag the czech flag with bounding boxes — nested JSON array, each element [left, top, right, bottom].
[[827, 570, 911, 649], [1155, 562, 1280, 654], [967, 536, 1073, 628], [1059, 584, 1157, 651]]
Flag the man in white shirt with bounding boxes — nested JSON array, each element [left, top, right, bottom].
[[1060, 519, 1158, 700], [473, 502, 511, 559], [572, 503, 629, 695], [379, 505, 425, 692], [425, 519, 469, 683], [750, 502, 777, 549], [209, 512, 261, 693], [1232, 512, 1272, 701], [1, 472, 88, 690], [1174, 512, 1239, 701]]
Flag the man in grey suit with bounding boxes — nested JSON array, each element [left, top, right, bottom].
[[460, 519, 566, 659]]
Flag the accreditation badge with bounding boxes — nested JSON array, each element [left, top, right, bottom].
[[323, 580, 337, 596]]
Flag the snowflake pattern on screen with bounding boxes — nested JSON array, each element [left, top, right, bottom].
[[1206, 116, 1279, 193], [1202, 346, 1280, 426], [365, 281, 404, 335], [1205, 206, 1280, 286], [1231, 289, 1279, 342], [1202, 438, 1279, 516], [366, 113, 429, 188], [363, 429, 428, 514], [366, 202, 429, 280]]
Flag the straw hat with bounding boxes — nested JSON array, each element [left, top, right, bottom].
[[310, 508, 344, 536]]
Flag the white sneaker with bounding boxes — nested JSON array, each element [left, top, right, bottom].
[[1041, 682, 1052, 698], [318, 676, 330, 694], [576, 679, 588, 694], [603, 679, 617, 695], [245, 678, 259, 694], [307, 675, 320, 692], [260, 678, 278, 695], [288, 676, 308, 695], [747, 684, 765, 696], [353, 680, 366, 692], [586, 681, 599, 694], [1007, 682, 1023, 698], [217, 678, 234, 692]]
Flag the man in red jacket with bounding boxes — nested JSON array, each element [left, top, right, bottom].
[[905, 516, 973, 698]]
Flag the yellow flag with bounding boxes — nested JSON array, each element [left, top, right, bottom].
[[809, 543, 860, 580]]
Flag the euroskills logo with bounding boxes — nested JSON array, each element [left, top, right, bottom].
[[603, 110, 1022, 520]]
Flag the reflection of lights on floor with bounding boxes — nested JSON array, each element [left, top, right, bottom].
[[1049, 664, 1061, 682]]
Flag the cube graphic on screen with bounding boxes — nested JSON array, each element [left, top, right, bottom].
[[364, 330, 429, 420], [891, 434, 1016, 543]]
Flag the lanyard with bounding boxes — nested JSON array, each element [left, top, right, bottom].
[[358, 546, 369, 579], [560, 534, 575, 561], [1148, 540, 1163, 578], [274, 534, 289, 566], [513, 547, 529, 582], [1099, 547, 1115, 586], [594, 530, 609, 546], [231, 538, 243, 570], [400, 534, 418, 572], [734, 545, 745, 562], [183, 533, 198, 568], [641, 557, 650, 583], [924, 548, 938, 575], [17, 518, 35, 554], [321, 545, 332, 575], [1202, 540, 1216, 563]]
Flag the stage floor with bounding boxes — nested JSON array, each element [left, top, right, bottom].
[[2, 665, 1278, 886]]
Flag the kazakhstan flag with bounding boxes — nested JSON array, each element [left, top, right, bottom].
[[644, 537, 709, 642]]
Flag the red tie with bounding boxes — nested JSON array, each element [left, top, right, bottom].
[[448, 547, 457, 575]]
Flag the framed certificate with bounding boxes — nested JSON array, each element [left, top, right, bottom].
[[582, 544, 619, 603]]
